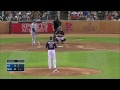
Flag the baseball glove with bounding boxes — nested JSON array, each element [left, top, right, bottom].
[[32, 28, 35, 32]]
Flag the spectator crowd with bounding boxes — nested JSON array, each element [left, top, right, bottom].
[[0, 11, 120, 21], [0, 11, 49, 21], [69, 11, 120, 21]]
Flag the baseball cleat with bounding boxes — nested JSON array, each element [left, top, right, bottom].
[[53, 68, 59, 73], [32, 43, 36, 46]]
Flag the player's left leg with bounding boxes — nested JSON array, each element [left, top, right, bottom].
[[58, 37, 61, 44], [34, 34, 37, 45], [32, 34, 34, 46], [52, 50, 58, 72], [61, 37, 66, 44], [56, 37, 61, 44], [52, 50, 56, 69], [48, 50, 52, 69]]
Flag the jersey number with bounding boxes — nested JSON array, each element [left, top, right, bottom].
[[49, 43, 53, 48]]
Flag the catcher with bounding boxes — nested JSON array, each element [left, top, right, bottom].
[[55, 26, 66, 44]]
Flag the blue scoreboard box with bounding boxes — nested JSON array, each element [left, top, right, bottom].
[[7, 60, 24, 71]]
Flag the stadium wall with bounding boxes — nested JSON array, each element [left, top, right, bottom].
[[61, 20, 120, 34], [0, 21, 10, 34], [0, 21, 120, 34]]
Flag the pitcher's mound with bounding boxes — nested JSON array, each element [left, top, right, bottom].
[[10, 67, 101, 76]]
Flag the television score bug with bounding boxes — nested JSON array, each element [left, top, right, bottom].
[[6, 60, 25, 71]]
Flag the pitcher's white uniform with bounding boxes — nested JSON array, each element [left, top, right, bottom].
[[46, 36, 57, 69], [30, 21, 37, 46]]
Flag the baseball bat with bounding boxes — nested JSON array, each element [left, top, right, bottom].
[[38, 41, 40, 45]]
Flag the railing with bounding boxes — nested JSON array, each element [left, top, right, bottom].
[[10, 20, 54, 23]]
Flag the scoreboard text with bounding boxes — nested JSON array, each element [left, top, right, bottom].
[[7, 60, 24, 71]]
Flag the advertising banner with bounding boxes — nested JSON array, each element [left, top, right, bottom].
[[11, 22, 54, 34]]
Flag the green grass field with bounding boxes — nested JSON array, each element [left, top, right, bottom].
[[0, 37, 120, 45], [0, 37, 120, 79]]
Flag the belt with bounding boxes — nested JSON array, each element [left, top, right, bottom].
[[48, 49, 55, 50]]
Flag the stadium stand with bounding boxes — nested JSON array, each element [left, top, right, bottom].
[[0, 11, 120, 21]]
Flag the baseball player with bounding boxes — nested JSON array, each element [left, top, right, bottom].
[[30, 20, 38, 46], [53, 17, 61, 41], [46, 36, 58, 72], [55, 26, 66, 44]]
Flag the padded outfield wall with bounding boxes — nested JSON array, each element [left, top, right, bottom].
[[0, 21, 120, 34], [62, 20, 120, 34]]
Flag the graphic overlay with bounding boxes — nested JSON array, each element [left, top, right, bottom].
[[7, 60, 24, 71]]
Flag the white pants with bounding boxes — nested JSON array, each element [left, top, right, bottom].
[[31, 32, 37, 45], [48, 50, 56, 69], [56, 36, 65, 41]]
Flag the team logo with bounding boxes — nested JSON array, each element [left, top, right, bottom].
[[82, 23, 97, 32]]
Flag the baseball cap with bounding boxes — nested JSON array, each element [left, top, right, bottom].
[[50, 36, 53, 40]]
